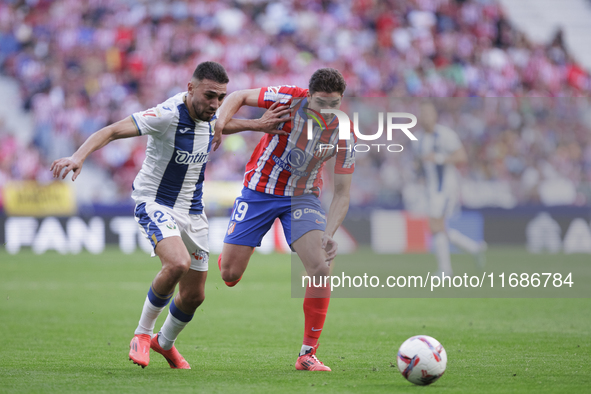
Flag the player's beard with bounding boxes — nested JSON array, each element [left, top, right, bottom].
[[193, 102, 214, 122]]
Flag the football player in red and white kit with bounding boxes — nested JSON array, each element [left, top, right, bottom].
[[214, 68, 355, 371]]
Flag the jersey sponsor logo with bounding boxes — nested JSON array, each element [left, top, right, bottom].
[[287, 148, 306, 167], [162, 106, 172, 111], [304, 208, 326, 220], [179, 127, 192, 134], [142, 109, 157, 117], [175, 150, 208, 165], [292, 209, 326, 222], [272, 154, 309, 177]]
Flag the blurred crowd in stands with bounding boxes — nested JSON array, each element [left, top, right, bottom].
[[0, 0, 590, 208], [343, 98, 591, 209]]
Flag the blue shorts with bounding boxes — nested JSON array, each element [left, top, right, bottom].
[[224, 187, 327, 247]]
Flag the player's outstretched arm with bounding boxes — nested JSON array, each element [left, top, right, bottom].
[[50, 116, 139, 181], [222, 102, 290, 135], [212, 88, 289, 150], [214, 88, 260, 131], [323, 173, 353, 262]]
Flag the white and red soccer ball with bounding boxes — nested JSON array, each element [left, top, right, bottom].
[[397, 335, 447, 385]]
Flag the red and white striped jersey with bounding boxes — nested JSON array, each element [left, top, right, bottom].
[[243, 85, 355, 197]]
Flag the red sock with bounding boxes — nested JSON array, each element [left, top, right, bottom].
[[303, 285, 331, 346]]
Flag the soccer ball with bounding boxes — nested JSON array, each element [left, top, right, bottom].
[[397, 335, 447, 385]]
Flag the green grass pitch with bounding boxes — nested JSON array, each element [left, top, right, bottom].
[[1, 247, 589, 393]]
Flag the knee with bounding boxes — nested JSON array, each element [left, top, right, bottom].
[[306, 262, 330, 279], [219, 254, 247, 282], [165, 256, 191, 279], [221, 267, 242, 283]]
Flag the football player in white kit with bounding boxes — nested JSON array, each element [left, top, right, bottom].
[[51, 62, 289, 369], [415, 102, 486, 276]]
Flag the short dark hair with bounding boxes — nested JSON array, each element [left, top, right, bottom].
[[308, 68, 346, 95], [192, 61, 229, 84]]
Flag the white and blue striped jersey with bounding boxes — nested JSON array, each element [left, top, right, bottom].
[[414, 124, 461, 195], [130, 92, 214, 215]]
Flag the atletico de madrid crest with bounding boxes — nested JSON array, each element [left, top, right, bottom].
[[314, 143, 333, 159], [227, 221, 236, 235]]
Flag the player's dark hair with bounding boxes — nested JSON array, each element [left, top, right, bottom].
[[308, 68, 346, 95], [192, 61, 229, 84]]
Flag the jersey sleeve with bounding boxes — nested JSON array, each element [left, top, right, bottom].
[[131, 104, 175, 137], [257, 85, 308, 109], [334, 125, 356, 174]]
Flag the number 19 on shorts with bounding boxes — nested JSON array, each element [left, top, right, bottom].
[[233, 202, 249, 221]]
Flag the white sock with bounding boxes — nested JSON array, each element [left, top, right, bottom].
[[300, 345, 314, 356], [158, 313, 189, 350], [134, 296, 166, 336], [448, 228, 480, 254], [433, 231, 452, 275]]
